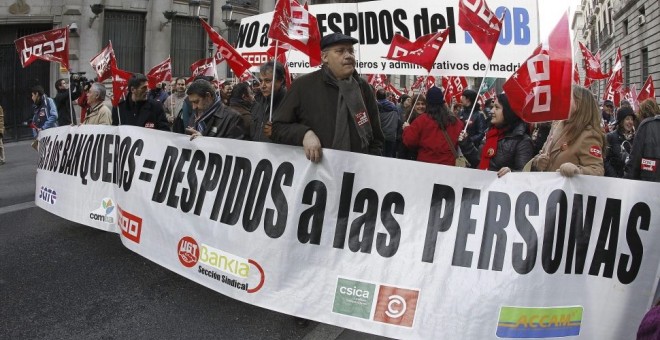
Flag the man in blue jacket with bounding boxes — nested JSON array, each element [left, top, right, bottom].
[[30, 85, 58, 137]]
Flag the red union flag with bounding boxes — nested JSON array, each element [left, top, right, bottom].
[[411, 76, 424, 90], [622, 85, 639, 112], [110, 65, 133, 106], [573, 63, 580, 84], [579, 42, 609, 80], [458, 0, 503, 60], [368, 74, 387, 88], [384, 30, 451, 72], [442, 76, 468, 104], [386, 83, 403, 102], [190, 57, 217, 78], [200, 18, 252, 77], [15, 27, 70, 71], [147, 57, 172, 89], [603, 47, 623, 105], [637, 76, 655, 102], [89, 42, 116, 82], [502, 12, 572, 123], [269, 0, 321, 67]]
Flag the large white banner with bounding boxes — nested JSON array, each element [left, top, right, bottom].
[[236, 0, 539, 77], [36, 125, 659, 339]]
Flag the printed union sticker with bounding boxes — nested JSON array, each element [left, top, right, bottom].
[[496, 306, 583, 338]]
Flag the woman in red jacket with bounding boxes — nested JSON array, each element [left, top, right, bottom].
[[402, 87, 464, 165]]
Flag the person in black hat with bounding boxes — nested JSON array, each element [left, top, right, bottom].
[[401, 86, 464, 165], [604, 106, 636, 177], [271, 32, 384, 162], [601, 99, 615, 131], [458, 88, 488, 148]]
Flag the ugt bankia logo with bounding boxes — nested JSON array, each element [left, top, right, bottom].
[[89, 198, 115, 224], [38, 186, 57, 205], [177, 236, 265, 293], [496, 306, 583, 338]]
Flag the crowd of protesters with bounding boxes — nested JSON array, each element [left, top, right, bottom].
[[28, 33, 660, 186]]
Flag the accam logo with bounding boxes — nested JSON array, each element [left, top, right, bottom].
[[117, 205, 142, 244], [332, 278, 376, 320], [88, 198, 115, 224], [178, 236, 199, 268], [38, 186, 57, 205], [496, 306, 583, 338], [373, 285, 419, 328], [196, 243, 265, 294]]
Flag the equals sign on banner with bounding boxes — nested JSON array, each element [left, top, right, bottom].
[[139, 159, 157, 182]]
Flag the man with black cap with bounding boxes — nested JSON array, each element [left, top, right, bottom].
[[601, 99, 615, 132], [458, 88, 487, 148], [271, 32, 384, 162]]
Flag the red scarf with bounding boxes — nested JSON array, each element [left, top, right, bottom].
[[478, 127, 506, 170]]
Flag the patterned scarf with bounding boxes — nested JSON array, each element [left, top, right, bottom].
[[189, 96, 222, 134]]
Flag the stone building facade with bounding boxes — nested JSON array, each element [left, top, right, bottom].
[[575, 0, 659, 101]]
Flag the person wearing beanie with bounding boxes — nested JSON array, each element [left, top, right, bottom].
[[604, 106, 635, 178], [458, 88, 488, 148], [458, 93, 534, 177], [401, 86, 464, 165]]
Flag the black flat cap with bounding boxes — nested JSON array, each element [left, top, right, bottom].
[[320, 33, 359, 50]]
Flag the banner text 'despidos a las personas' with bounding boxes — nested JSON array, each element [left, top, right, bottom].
[[36, 125, 659, 339]]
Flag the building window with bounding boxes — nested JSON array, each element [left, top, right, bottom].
[[171, 16, 206, 78], [608, 8, 613, 35], [623, 19, 628, 35], [641, 48, 649, 83], [102, 11, 146, 73]]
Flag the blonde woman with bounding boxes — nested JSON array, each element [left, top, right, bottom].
[[636, 98, 660, 127], [530, 85, 606, 177]]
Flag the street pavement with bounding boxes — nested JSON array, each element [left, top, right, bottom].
[[0, 140, 389, 340]]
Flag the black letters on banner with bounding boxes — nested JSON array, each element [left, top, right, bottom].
[[564, 194, 596, 275], [542, 189, 568, 274], [194, 153, 223, 216], [617, 202, 650, 284], [348, 188, 379, 254], [376, 192, 404, 258], [243, 159, 273, 233], [220, 157, 252, 226], [452, 188, 481, 268], [333, 172, 355, 249], [422, 184, 455, 263], [477, 191, 511, 271], [512, 191, 539, 274], [264, 162, 294, 239], [589, 198, 621, 279], [181, 150, 206, 213], [298, 180, 328, 245]]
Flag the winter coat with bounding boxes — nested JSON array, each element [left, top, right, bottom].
[[459, 122, 534, 171], [625, 115, 660, 182], [54, 85, 81, 126], [272, 68, 384, 155], [200, 104, 246, 139], [377, 99, 401, 142], [458, 106, 487, 147], [604, 129, 633, 178], [530, 122, 605, 176], [111, 97, 170, 131], [83, 103, 112, 125], [402, 113, 464, 165], [251, 87, 286, 143]]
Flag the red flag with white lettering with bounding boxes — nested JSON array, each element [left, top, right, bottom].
[[502, 12, 572, 123], [603, 47, 623, 106], [386, 83, 403, 102], [269, 0, 322, 67], [458, 0, 503, 60], [15, 27, 70, 71], [637, 76, 655, 103], [411, 76, 425, 90], [89, 42, 116, 82], [200, 18, 252, 77], [442, 76, 468, 104], [110, 65, 133, 107], [384, 30, 450, 73], [368, 74, 387, 88], [622, 85, 639, 112], [579, 42, 609, 80], [573, 63, 580, 84], [147, 57, 173, 89], [190, 57, 217, 78]]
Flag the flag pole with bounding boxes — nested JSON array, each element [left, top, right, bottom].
[[268, 40, 279, 122], [462, 62, 491, 133], [67, 69, 75, 125]]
